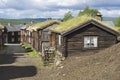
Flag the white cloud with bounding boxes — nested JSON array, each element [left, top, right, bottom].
[[0, 8, 79, 18], [0, 0, 120, 18], [100, 9, 120, 17], [57, 0, 86, 7]]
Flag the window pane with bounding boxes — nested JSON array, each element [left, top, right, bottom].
[[84, 36, 98, 48], [84, 37, 90, 48], [58, 35, 61, 45], [92, 37, 98, 47]]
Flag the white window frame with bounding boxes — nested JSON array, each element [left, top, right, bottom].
[[84, 36, 98, 48], [58, 35, 62, 45]]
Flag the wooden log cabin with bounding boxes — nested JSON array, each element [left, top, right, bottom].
[[0, 24, 4, 48], [20, 24, 29, 44], [50, 16, 120, 57], [4, 24, 23, 43], [26, 20, 60, 53]]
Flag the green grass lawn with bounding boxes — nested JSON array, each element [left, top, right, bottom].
[[21, 43, 39, 57]]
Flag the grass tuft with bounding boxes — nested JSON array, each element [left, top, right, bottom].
[[27, 50, 39, 57], [21, 43, 39, 58]]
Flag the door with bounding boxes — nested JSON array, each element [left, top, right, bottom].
[[41, 42, 50, 56]]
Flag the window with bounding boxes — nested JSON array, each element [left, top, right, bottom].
[[12, 32, 14, 36], [18, 32, 20, 35], [58, 35, 61, 45], [42, 32, 49, 40], [84, 36, 98, 48], [12, 38, 14, 42]]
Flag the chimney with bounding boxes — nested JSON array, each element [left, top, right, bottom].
[[95, 13, 102, 21]]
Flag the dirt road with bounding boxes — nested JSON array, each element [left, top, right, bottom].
[[0, 44, 38, 80]]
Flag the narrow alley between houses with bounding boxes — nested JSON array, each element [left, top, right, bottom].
[[0, 44, 37, 80]]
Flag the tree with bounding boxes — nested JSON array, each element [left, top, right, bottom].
[[115, 17, 120, 27], [63, 11, 74, 21], [78, 6, 100, 17]]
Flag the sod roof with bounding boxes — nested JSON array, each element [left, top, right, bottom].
[[50, 16, 119, 34], [27, 20, 60, 31], [0, 24, 4, 29]]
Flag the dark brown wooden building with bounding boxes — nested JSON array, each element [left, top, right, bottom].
[[26, 20, 60, 54], [4, 24, 24, 43], [50, 17, 120, 57], [0, 23, 4, 48], [0, 28, 3, 49], [21, 24, 30, 44]]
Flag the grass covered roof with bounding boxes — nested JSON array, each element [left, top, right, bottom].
[[51, 15, 119, 33], [0, 24, 4, 29], [27, 20, 60, 31]]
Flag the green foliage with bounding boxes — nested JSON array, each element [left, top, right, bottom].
[[52, 15, 93, 33], [27, 20, 60, 31], [78, 6, 100, 17], [22, 43, 33, 52], [0, 24, 4, 28], [22, 43, 39, 57], [63, 11, 74, 21], [115, 17, 120, 27], [27, 50, 39, 57]]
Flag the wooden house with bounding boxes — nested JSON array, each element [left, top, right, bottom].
[[50, 16, 120, 57], [4, 24, 24, 43], [26, 20, 60, 53], [0, 24, 4, 48], [21, 24, 30, 44]]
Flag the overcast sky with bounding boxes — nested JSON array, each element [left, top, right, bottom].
[[0, 0, 120, 19]]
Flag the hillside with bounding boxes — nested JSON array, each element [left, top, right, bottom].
[[28, 42, 120, 80], [0, 17, 116, 26], [54, 43, 120, 80], [35, 42, 120, 80], [0, 18, 43, 26]]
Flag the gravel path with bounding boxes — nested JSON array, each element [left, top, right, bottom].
[[0, 44, 40, 80], [0, 44, 62, 80]]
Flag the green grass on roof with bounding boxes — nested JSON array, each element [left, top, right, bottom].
[[114, 26, 120, 31], [0, 24, 4, 28], [51, 15, 93, 33], [51, 15, 119, 33], [27, 20, 60, 31]]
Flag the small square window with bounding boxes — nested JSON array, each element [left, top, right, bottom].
[[84, 36, 98, 48], [12, 32, 14, 36]]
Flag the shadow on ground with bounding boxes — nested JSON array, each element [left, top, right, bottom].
[[0, 54, 24, 64], [0, 66, 37, 80], [0, 44, 37, 80]]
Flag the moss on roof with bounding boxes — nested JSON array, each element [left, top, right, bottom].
[[51, 16, 93, 33], [0, 24, 4, 29], [51, 15, 118, 33], [27, 20, 60, 31]]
